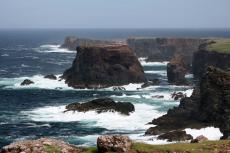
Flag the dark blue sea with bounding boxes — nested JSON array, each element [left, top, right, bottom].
[[0, 28, 229, 147]]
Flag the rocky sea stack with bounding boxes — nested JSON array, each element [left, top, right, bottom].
[[146, 66, 230, 139], [62, 45, 146, 88], [167, 54, 188, 85]]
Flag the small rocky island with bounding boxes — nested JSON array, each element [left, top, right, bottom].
[[62, 45, 146, 88], [65, 98, 135, 115]]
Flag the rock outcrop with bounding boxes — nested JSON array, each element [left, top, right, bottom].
[[65, 98, 135, 115], [146, 66, 230, 139], [62, 45, 146, 88], [127, 37, 204, 66], [20, 79, 34, 86], [193, 43, 230, 78], [158, 130, 193, 142], [44, 74, 57, 80], [61, 36, 120, 51], [191, 135, 208, 143], [0, 138, 83, 153], [167, 55, 188, 85], [97, 135, 132, 153]]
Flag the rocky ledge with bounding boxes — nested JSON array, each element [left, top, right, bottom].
[[146, 66, 230, 139], [62, 45, 146, 88], [0, 138, 84, 153], [65, 98, 135, 115]]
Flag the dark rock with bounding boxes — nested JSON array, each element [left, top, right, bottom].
[[113, 86, 126, 91], [146, 66, 230, 139], [193, 41, 230, 78], [62, 45, 146, 88], [44, 74, 57, 80], [127, 37, 205, 68], [158, 130, 193, 142], [171, 92, 187, 100], [65, 98, 135, 115], [0, 138, 83, 153], [20, 79, 34, 86], [152, 95, 164, 99], [167, 54, 188, 85], [97, 135, 132, 153], [191, 135, 208, 143], [141, 79, 160, 88]]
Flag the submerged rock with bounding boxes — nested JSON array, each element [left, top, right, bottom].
[[97, 135, 132, 153], [158, 130, 193, 142], [20, 79, 34, 86], [44, 74, 57, 80], [167, 54, 188, 85], [0, 138, 83, 153], [65, 98, 135, 115], [62, 45, 146, 88], [141, 79, 160, 88]]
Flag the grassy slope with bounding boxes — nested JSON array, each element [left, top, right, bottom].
[[207, 39, 230, 53], [83, 140, 230, 153]]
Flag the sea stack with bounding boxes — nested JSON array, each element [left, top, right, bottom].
[[62, 45, 146, 88], [167, 54, 188, 85]]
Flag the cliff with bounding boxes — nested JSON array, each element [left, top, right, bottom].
[[62, 45, 146, 88], [193, 40, 230, 78], [127, 37, 205, 66], [146, 66, 230, 139], [60, 36, 121, 51]]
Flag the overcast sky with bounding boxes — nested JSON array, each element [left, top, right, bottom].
[[0, 0, 230, 29]]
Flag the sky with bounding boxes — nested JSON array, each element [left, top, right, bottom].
[[0, 0, 230, 29]]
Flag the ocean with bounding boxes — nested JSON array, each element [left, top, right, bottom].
[[0, 28, 229, 147]]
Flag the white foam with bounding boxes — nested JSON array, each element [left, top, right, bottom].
[[21, 103, 164, 131], [139, 58, 169, 66], [129, 134, 173, 145], [185, 74, 194, 79], [0, 74, 72, 90], [185, 127, 223, 140], [143, 88, 193, 101], [107, 83, 143, 91], [111, 94, 142, 99], [35, 44, 76, 53], [1, 54, 9, 57], [145, 70, 167, 76]]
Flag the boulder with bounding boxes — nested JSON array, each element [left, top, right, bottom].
[[171, 92, 187, 100], [20, 79, 34, 86], [97, 135, 132, 153], [191, 135, 208, 143], [65, 98, 135, 115], [152, 95, 164, 99], [158, 130, 193, 142], [0, 138, 83, 153], [44, 74, 57, 80], [141, 79, 160, 88], [167, 54, 188, 85], [62, 45, 146, 88], [113, 86, 126, 91]]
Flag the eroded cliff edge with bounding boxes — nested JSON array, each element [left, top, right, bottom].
[[146, 66, 230, 139], [193, 40, 230, 78]]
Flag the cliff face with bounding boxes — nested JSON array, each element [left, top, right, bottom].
[[146, 66, 230, 139], [127, 38, 204, 65], [61, 36, 119, 51], [192, 49, 230, 78], [62, 45, 146, 88]]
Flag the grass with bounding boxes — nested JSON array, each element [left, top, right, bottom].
[[44, 144, 61, 153], [207, 39, 230, 53], [82, 140, 230, 153]]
